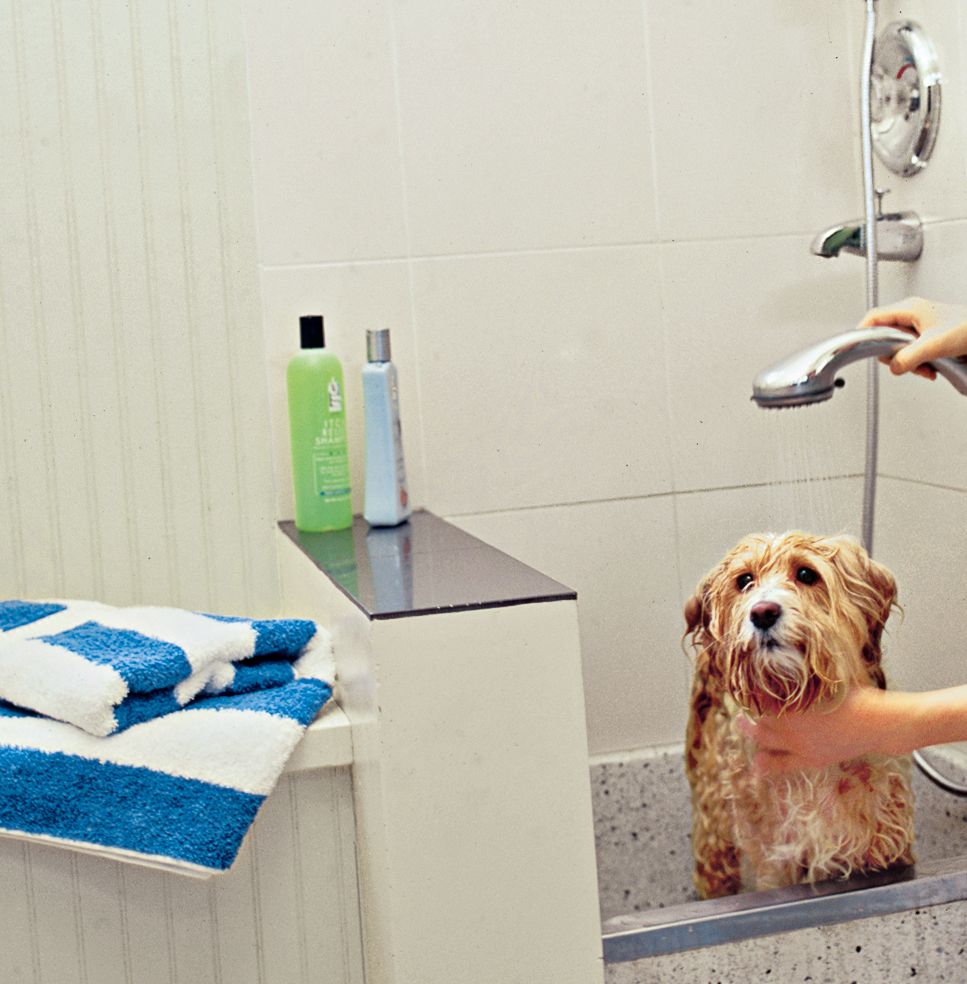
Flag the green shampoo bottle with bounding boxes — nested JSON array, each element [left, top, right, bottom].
[[287, 315, 353, 531]]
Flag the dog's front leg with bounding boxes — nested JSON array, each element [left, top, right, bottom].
[[686, 675, 743, 899], [690, 797, 742, 899]]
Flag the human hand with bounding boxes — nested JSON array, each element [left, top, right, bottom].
[[860, 296, 967, 381], [735, 687, 897, 774]]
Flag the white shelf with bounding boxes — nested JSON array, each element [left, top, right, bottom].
[[284, 700, 353, 773]]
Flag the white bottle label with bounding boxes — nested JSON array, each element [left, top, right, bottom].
[[328, 378, 343, 413]]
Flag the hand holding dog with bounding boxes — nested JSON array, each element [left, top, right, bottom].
[[739, 685, 967, 774], [861, 296, 967, 381], [737, 688, 894, 772]]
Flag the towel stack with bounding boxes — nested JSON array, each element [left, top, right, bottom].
[[0, 599, 333, 876]]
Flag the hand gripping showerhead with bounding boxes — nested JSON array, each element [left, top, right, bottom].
[[752, 325, 967, 409]]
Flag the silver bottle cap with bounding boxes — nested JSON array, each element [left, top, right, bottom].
[[367, 328, 392, 363]]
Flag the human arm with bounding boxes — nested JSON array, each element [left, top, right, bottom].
[[859, 296, 967, 380], [736, 684, 967, 774]]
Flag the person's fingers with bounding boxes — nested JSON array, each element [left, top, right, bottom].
[[881, 348, 936, 378], [890, 334, 949, 375], [879, 353, 933, 375], [863, 311, 917, 329]]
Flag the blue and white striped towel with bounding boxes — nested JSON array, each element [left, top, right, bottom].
[[0, 600, 334, 876], [0, 599, 318, 736]]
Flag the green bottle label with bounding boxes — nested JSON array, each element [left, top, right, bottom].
[[313, 418, 350, 498]]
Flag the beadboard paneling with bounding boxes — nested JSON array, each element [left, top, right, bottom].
[[0, 0, 278, 615], [0, 769, 364, 984]]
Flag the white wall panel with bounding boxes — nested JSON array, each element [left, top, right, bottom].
[[0, 0, 278, 616]]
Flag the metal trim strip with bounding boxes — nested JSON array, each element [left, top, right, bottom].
[[602, 856, 967, 962]]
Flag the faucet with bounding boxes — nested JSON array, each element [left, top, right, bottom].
[[811, 190, 923, 262], [752, 325, 967, 409]]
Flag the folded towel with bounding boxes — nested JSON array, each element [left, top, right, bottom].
[[0, 600, 317, 736], [0, 622, 334, 876]]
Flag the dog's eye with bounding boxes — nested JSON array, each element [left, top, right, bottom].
[[796, 566, 819, 586], [735, 573, 754, 592]]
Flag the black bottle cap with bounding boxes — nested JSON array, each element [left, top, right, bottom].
[[300, 315, 325, 349]]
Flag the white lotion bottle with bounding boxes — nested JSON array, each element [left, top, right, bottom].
[[363, 328, 412, 527]]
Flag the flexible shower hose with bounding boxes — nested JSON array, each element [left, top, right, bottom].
[[860, 0, 879, 556]]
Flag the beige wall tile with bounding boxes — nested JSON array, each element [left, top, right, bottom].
[[646, 0, 859, 242], [411, 246, 674, 515], [394, 0, 657, 255], [874, 478, 967, 693], [242, 0, 965, 759], [244, 0, 408, 264]]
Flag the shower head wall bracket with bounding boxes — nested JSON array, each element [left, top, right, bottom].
[[871, 20, 941, 177]]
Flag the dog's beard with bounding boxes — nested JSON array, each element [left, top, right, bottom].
[[726, 640, 829, 714], [725, 594, 843, 714]]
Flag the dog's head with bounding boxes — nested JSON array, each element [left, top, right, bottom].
[[684, 532, 897, 713]]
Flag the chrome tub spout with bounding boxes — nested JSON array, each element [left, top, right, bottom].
[[811, 211, 923, 262]]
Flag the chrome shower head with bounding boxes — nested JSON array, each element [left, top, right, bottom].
[[752, 324, 967, 409]]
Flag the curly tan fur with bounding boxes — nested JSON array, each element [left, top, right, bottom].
[[684, 531, 914, 899]]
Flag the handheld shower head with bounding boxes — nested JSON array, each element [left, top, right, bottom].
[[752, 324, 967, 409]]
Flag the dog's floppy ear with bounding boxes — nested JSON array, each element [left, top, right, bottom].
[[683, 572, 721, 660], [830, 536, 898, 689], [860, 553, 898, 689], [683, 577, 723, 776], [684, 590, 706, 636], [865, 554, 898, 631], [683, 580, 711, 648]]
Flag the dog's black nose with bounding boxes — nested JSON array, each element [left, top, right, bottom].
[[750, 601, 781, 631]]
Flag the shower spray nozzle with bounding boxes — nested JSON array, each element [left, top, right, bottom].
[[751, 325, 967, 409]]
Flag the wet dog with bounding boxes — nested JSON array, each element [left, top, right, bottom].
[[684, 531, 913, 898]]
